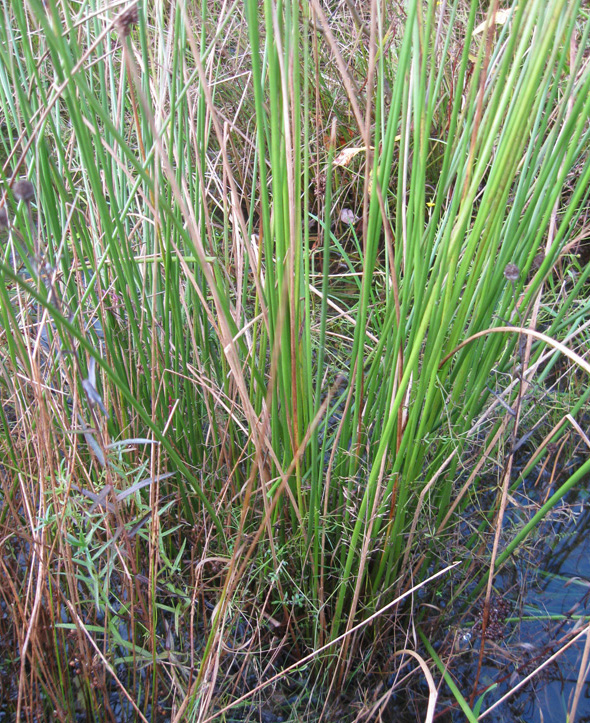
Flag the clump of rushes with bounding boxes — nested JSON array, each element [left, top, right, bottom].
[[1, 0, 590, 721]]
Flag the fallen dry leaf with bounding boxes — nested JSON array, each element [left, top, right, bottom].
[[334, 146, 372, 167], [473, 7, 514, 36]]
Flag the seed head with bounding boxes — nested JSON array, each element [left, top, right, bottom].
[[0, 206, 8, 229], [117, 4, 139, 37], [13, 179, 35, 203], [531, 253, 545, 272], [503, 263, 520, 283]]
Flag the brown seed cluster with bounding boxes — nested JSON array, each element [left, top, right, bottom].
[[13, 179, 35, 203], [503, 263, 520, 283], [313, 172, 327, 200], [117, 4, 139, 37], [531, 253, 545, 271], [475, 595, 511, 641]]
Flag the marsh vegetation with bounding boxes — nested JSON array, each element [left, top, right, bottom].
[[1, 0, 590, 720]]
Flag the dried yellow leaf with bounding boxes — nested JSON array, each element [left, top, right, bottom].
[[333, 146, 371, 167], [473, 8, 513, 36]]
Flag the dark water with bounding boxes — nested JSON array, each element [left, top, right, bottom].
[[447, 482, 590, 722], [511, 486, 590, 723]]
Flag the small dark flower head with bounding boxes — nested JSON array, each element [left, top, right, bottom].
[[117, 5, 139, 37], [13, 179, 35, 203], [0, 206, 8, 229], [531, 253, 545, 271], [503, 263, 520, 282]]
